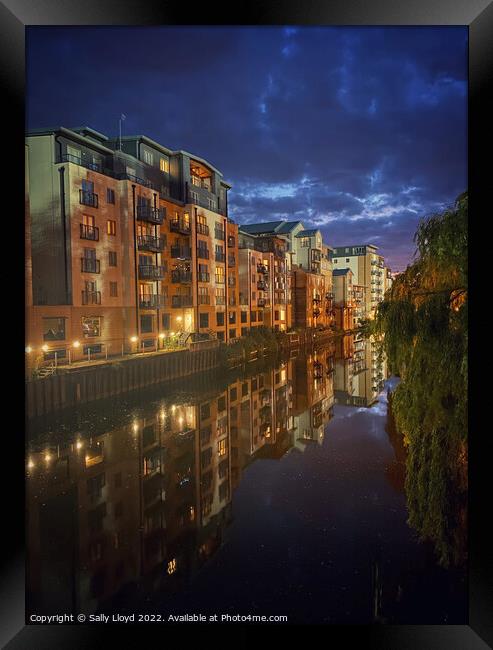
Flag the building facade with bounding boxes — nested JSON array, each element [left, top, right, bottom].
[[25, 126, 239, 363]]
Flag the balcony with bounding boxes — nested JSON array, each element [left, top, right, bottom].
[[197, 223, 209, 236], [198, 294, 210, 305], [197, 248, 210, 260], [214, 227, 226, 241], [215, 251, 226, 263], [227, 235, 236, 248], [139, 294, 164, 309], [215, 275, 225, 285], [171, 245, 192, 259], [170, 217, 191, 235], [171, 295, 192, 308], [258, 298, 269, 308], [228, 276, 236, 287], [313, 308, 321, 318], [216, 296, 226, 305], [171, 270, 192, 283], [257, 263, 268, 274], [80, 224, 99, 241], [228, 296, 237, 306], [313, 295, 322, 303], [228, 254, 236, 267], [62, 153, 103, 172], [139, 264, 166, 280], [257, 280, 269, 291], [198, 271, 210, 282], [137, 235, 166, 252], [79, 189, 98, 208], [325, 292, 334, 300], [81, 258, 100, 273], [136, 205, 165, 224], [81, 290, 101, 305]]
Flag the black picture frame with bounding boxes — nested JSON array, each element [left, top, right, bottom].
[[1, 0, 491, 647]]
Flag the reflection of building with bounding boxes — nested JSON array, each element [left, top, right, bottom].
[[334, 334, 388, 406], [28, 352, 340, 615]]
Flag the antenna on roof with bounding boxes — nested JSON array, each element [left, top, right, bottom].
[[118, 114, 126, 151]]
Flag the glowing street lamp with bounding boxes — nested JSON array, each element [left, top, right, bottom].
[[25, 346, 32, 354]]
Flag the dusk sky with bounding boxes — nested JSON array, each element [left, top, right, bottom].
[[26, 26, 467, 271]]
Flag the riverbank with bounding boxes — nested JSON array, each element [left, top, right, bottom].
[[26, 326, 357, 418]]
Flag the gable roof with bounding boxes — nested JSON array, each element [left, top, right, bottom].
[[333, 268, 352, 276], [295, 229, 319, 238]]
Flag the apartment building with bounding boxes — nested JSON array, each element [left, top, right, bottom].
[[25, 126, 238, 363], [239, 221, 334, 330], [330, 244, 386, 318], [332, 268, 355, 330]]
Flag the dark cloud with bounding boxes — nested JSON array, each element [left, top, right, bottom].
[[26, 26, 467, 271]]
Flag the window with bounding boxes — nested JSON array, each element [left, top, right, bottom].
[[216, 312, 225, 326], [106, 188, 115, 204], [229, 311, 236, 324], [241, 311, 247, 323], [110, 282, 118, 297], [140, 314, 154, 333], [250, 311, 257, 322], [300, 237, 310, 247], [143, 150, 153, 165], [43, 317, 66, 341], [82, 316, 101, 338], [218, 439, 227, 457], [241, 327, 248, 337], [346, 258, 350, 263], [107, 220, 116, 236], [108, 251, 117, 266], [199, 313, 209, 329], [217, 331, 224, 341], [200, 402, 211, 420], [160, 157, 169, 173], [229, 329, 236, 339], [230, 387, 237, 401], [162, 313, 170, 330], [82, 179, 94, 193], [67, 145, 81, 162]]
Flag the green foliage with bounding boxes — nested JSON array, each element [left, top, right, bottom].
[[376, 192, 468, 567], [218, 326, 286, 366]]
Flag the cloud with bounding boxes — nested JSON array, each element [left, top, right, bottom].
[[26, 26, 467, 272]]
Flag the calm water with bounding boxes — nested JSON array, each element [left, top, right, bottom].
[[26, 334, 467, 624]]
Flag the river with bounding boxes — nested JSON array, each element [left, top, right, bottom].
[[26, 334, 466, 624]]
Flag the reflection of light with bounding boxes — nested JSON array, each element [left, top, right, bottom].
[[176, 316, 183, 322], [73, 340, 80, 348], [25, 346, 32, 354], [171, 405, 176, 413], [132, 422, 139, 433], [167, 558, 177, 575], [27, 458, 34, 469], [76, 440, 83, 450], [160, 409, 166, 420], [178, 416, 184, 426], [169, 331, 175, 336], [159, 333, 165, 339], [44, 453, 52, 462], [42, 344, 49, 352]]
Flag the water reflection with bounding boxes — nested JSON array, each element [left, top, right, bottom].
[[26, 335, 466, 623]]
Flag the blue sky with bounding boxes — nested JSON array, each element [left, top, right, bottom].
[[26, 26, 467, 271]]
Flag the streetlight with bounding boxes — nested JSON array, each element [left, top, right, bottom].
[[25, 346, 32, 354], [69, 340, 80, 364], [130, 335, 138, 354]]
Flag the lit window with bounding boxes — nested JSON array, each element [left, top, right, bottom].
[[107, 220, 116, 236], [160, 157, 169, 173]]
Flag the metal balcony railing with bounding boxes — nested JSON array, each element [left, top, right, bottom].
[[171, 270, 192, 283], [79, 190, 98, 208], [215, 227, 226, 241], [197, 223, 209, 236], [81, 290, 101, 305], [80, 224, 99, 240], [171, 245, 192, 259], [81, 258, 100, 273], [257, 280, 269, 290], [138, 264, 166, 280], [257, 263, 269, 274], [137, 235, 166, 252], [136, 205, 165, 224], [171, 295, 192, 308], [228, 255, 236, 267], [169, 218, 191, 235], [197, 248, 210, 259], [139, 294, 164, 309], [215, 251, 226, 263], [198, 272, 210, 282], [227, 236, 235, 248]]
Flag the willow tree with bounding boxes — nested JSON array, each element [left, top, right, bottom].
[[373, 192, 468, 567]]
